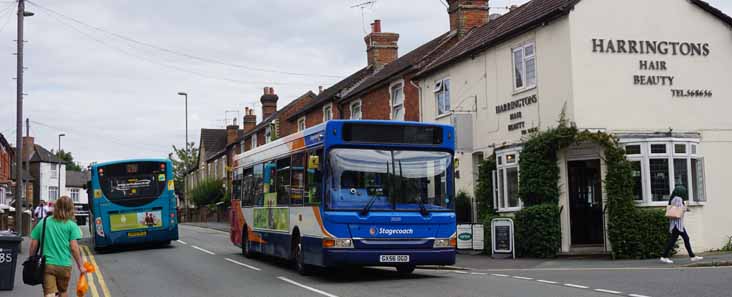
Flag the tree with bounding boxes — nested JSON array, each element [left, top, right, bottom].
[[54, 149, 83, 172], [170, 142, 199, 195]]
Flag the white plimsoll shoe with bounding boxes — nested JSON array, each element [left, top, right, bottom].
[[690, 256, 704, 262], [660, 257, 674, 264]]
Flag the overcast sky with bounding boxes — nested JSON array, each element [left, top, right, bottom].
[[0, 0, 730, 166]]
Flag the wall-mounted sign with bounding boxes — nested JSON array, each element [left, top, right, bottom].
[[457, 224, 473, 250], [495, 94, 538, 114], [591, 38, 712, 98]]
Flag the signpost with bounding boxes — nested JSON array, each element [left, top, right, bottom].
[[491, 218, 515, 259]]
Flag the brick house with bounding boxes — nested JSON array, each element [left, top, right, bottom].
[[0, 133, 12, 208]]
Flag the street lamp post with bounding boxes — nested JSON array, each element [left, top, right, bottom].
[[177, 92, 189, 221], [57, 133, 65, 199]]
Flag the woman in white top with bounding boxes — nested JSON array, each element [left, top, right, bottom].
[[660, 185, 704, 264]]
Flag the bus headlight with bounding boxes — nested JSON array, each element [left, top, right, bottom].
[[433, 237, 457, 248], [323, 238, 353, 249]]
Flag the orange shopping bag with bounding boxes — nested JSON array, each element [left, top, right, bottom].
[[76, 262, 96, 297]]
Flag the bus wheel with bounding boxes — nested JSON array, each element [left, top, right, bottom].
[[242, 229, 255, 258], [396, 265, 416, 274], [293, 236, 312, 275]]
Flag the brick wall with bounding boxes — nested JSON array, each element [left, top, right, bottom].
[[0, 148, 10, 182], [340, 74, 421, 122]]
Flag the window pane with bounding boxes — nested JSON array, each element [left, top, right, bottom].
[[674, 144, 686, 154], [262, 161, 276, 206], [524, 44, 535, 56], [391, 84, 404, 105], [651, 144, 667, 154], [443, 79, 450, 111], [692, 158, 706, 202], [290, 153, 306, 205], [673, 159, 689, 192], [392, 105, 404, 121], [505, 154, 516, 164], [650, 159, 670, 201], [630, 161, 643, 201], [276, 158, 290, 206], [506, 167, 519, 208], [525, 56, 536, 86], [513, 49, 524, 88], [497, 169, 504, 209], [306, 149, 323, 205], [625, 145, 641, 155], [691, 144, 697, 155]]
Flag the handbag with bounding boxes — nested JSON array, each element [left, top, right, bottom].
[[665, 202, 685, 219], [22, 217, 48, 286]]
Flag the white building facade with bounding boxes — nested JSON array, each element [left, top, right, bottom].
[[416, 0, 732, 253], [39, 162, 66, 202]]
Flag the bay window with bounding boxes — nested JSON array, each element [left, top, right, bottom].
[[493, 149, 522, 211], [621, 139, 706, 204]]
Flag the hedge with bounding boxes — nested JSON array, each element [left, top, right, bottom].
[[190, 178, 225, 207], [514, 204, 561, 258]]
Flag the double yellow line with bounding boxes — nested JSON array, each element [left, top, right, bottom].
[[80, 245, 112, 297]]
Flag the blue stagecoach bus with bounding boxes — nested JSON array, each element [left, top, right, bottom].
[[230, 120, 456, 274], [88, 159, 179, 249]]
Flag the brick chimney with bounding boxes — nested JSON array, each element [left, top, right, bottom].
[[448, 0, 490, 39], [243, 107, 257, 133], [364, 20, 399, 68], [226, 119, 239, 146], [260, 87, 278, 121], [22, 136, 34, 161]]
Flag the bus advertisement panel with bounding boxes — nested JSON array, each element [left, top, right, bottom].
[[88, 159, 179, 248], [230, 120, 456, 275]]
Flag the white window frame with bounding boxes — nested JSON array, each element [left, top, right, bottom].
[[512, 42, 536, 92], [251, 135, 257, 149], [48, 186, 59, 201], [389, 80, 405, 121], [265, 126, 272, 144], [493, 148, 523, 212], [350, 100, 362, 120], [50, 163, 58, 179], [70, 188, 79, 202], [434, 78, 451, 116], [619, 138, 705, 206], [322, 104, 332, 122], [297, 116, 306, 131]]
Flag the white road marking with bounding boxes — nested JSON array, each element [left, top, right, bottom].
[[176, 240, 187, 245], [564, 283, 589, 289], [595, 289, 622, 294], [225, 258, 261, 271], [191, 245, 215, 255], [537, 279, 558, 284], [492, 273, 509, 277], [470, 272, 487, 275], [512, 276, 533, 280], [629, 294, 652, 297], [278, 276, 340, 297], [453, 270, 469, 274]]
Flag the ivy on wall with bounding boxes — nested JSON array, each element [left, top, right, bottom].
[[512, 119, 668, 259]]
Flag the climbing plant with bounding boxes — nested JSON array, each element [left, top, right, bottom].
[[515, 119, 667, 259], [475, 155, 496, 220]]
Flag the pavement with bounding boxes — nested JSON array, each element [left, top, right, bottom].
[[1, 223, 730, 297]]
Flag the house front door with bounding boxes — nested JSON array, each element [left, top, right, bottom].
[[568, 159, 604, 246]]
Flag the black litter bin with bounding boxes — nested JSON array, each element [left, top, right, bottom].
[[0, 232, 23, 290]]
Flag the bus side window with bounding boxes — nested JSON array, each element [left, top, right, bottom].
[[307, 148, 323, 205], [290, 152, 306, 206], [276, 157, 290, 206], [254, 163, 265, 207], [242, 168, 254, 207]]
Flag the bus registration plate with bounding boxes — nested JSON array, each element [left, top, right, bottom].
[[379, 255, 409, 263], [128, 231, 147, 237]]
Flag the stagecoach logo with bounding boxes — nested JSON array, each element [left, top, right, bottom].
[[370, 227, 414, 236]]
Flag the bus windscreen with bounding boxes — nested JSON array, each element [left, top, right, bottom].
[[98, 162, 167, 207]]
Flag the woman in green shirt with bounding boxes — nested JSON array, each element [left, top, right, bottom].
[[30, 196, 88, 297]]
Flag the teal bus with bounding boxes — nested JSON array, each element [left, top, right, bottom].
[[87, 159, 179, 249]]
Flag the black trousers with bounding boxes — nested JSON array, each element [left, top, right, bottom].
[[663, 227, 695, 258]]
